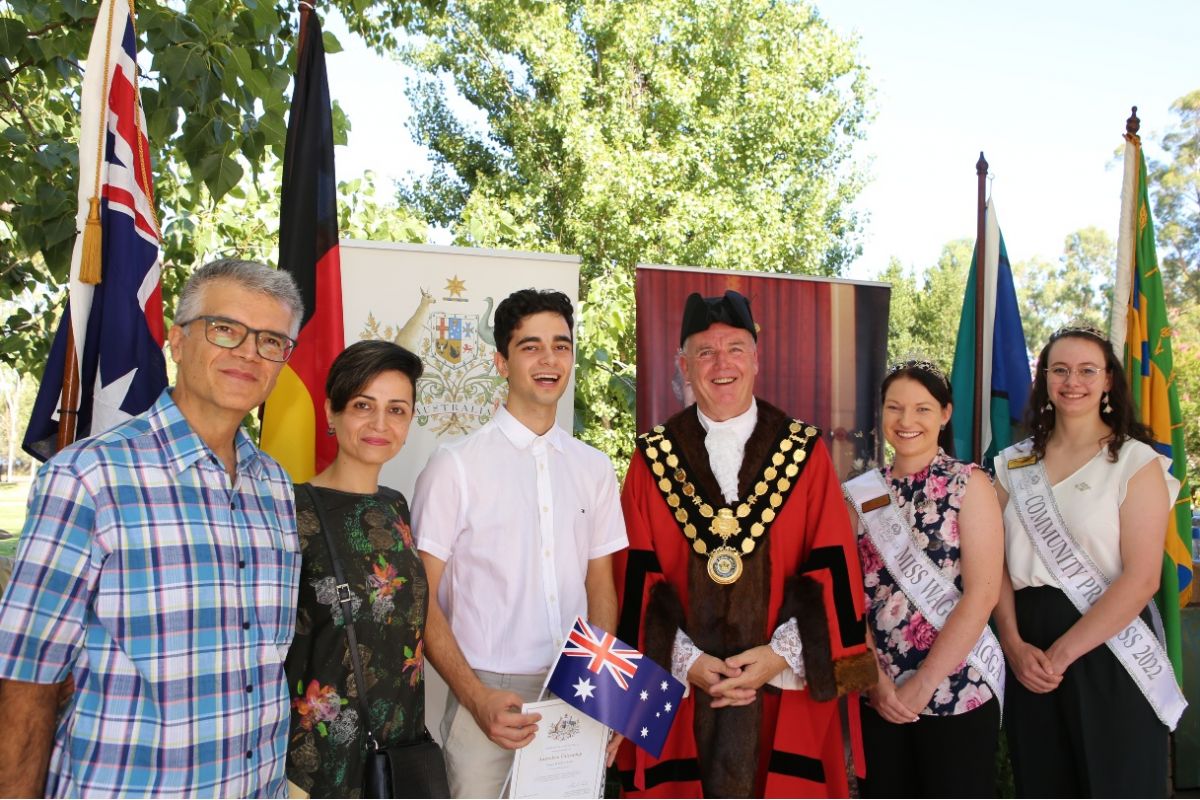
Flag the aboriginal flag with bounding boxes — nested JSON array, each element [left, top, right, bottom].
[[260, 7, 344, 481]]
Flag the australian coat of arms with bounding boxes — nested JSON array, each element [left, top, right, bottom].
[[547, 712, 581, 742], [359, 275, 506, 437]]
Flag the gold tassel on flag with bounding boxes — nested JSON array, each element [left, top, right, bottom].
[[79, 197, 103, 284], [79, 0, 119, 286]]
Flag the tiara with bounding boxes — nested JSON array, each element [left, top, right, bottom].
[[1050, 323, 1107, 341], [887, 358, 948, 384]]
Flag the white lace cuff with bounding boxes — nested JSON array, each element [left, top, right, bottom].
[[767, 618, 805, 690], [672, 628, 704, 698]]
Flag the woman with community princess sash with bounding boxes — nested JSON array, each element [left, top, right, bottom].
[[993, 325, 1184, 797], [843, 360, 1005, 798]]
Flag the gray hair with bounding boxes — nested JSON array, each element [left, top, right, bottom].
[[175, 259, 305, 337]]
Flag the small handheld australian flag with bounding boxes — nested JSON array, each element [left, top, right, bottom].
[[546, 616, 685, 758]]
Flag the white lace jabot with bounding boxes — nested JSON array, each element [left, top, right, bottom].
[[697, 399, 757, 504]]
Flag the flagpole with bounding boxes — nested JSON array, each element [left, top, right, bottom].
[[973, 152, 988, 465], [54, 329, 82, 450], [279, 2, 315, 203], [259, 3, 313, 433], [1110, 107, 1140, 365], [1126, 109, 1141, 206], [298, 1, 314, 50], [55, 0, 120, 453]]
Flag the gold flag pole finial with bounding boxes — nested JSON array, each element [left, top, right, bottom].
[[1126, 106, 1141, 136]]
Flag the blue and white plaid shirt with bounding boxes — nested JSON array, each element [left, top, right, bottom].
[[0, 390, 299, 798]]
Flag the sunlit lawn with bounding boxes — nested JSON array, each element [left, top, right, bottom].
[[0, 479, 31, 560]]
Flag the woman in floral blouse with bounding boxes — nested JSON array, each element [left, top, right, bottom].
[[285, 341, 428, 797], [848, 361, 1005, 797]]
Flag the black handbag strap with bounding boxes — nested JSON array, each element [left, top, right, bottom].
[[300, 483, 382, 751]]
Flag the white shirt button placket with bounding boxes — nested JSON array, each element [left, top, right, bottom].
[[533, 441, 562, 649]]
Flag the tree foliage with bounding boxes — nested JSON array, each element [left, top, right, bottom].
[[1013, 226, 1113, 350], [877, 239, 973, 372], [0, 0, 434, 376], [1170, 305, 1200, 486], [1142, 95, 1200, 489], [161, 166, 426, 306], [398, 0, 872, 462], [0, 348, 36, 481], [882, 230, 1119, 377], [1148, 89, 1200, 307], [1145, 91, 1200, 489], [2, 0, 300, 372]]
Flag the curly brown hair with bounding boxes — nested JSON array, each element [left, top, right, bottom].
[[1024, 329, 1153, 461]]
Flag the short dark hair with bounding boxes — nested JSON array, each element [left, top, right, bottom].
[[326, 340, 424, 413], [493, 289, 574, 357], [1025, 329, 1152, 462], [881, 362, 956, 456]]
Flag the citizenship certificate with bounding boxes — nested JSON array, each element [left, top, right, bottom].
[[510, 698, 607, 799]]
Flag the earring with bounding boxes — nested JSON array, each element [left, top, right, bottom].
[[327, 425, 335, 436], [939, 423, 946, 431], [1044, 401, 1053, 411], [1102, 393, 1113, 414]]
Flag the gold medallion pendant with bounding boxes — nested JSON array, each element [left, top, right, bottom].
[[707, 546, 744, 585]]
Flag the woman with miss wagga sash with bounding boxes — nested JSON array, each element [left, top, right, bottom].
[[993, 326, 1183, 798], [845, 360, 1005, 798]]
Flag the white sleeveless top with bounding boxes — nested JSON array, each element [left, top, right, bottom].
[[994, 438, 1181, 591]]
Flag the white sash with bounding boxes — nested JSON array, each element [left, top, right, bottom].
[[1002, 441, 1187, 730], [844, 470, 1006, 708]]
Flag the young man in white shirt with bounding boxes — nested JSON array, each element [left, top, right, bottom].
[[412, 288, 628, 798]]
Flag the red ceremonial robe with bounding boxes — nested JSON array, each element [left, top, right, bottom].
[[614, 400, 876, 798]]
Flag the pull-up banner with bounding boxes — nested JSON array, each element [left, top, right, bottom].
[[635, 264, 891, 480]]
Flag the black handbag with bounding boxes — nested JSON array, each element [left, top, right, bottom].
[[302, 484, 450, 799]]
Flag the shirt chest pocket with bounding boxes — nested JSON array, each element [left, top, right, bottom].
[[248, 545, 302, 649]]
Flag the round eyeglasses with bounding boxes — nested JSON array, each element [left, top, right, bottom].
[[1044, 365, 1106, 382], [180, 315, 297, 362]]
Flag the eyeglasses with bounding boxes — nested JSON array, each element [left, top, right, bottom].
[[1045, 365, 1107, 382], [180, 315, 297, 362]]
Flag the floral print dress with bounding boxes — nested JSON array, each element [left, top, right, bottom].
[[857, 450, 993, 716], [285, 485, 428, 797]]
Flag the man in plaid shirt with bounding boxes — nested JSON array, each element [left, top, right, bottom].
[[0, 260, 305, 797]]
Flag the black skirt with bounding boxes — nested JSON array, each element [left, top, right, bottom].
[[860, 695, 1000, 798], [1006, 586, 1168, 798]]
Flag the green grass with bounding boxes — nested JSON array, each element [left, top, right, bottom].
[[0, 480, 30, 587], [0, 479, 31, 543]]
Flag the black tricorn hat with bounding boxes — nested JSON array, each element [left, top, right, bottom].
[[679, 290, 757, 346]]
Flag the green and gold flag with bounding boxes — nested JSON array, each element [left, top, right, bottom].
[[1111, 127, 1193, 682]]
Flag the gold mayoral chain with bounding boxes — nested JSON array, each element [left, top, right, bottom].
[[637, 421, 817, 585]]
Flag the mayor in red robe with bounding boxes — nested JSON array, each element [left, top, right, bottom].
[[614, 290, 876, 797]]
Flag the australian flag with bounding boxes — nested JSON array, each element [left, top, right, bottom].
[[546, 617, 685, 759], [23, 0, 166, 461]]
